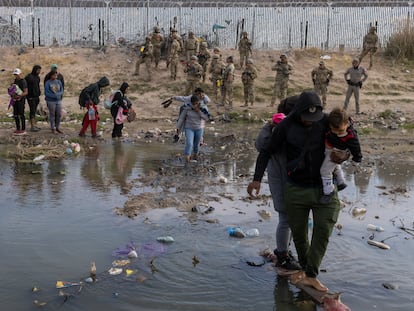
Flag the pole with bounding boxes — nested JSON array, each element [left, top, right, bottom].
[[105, 1, 110, 43], [37, 18, 40, 46], [251, 3, 256, 49], [18, 19, 21, 45], [30, 0, 34, 48], [146, 0, 149, 35], [178, 2, 182, 35], [69, 0, 72, 44], [326, 2, 332, 50], [305, 21, 308, 49]]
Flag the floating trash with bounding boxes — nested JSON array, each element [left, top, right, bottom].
[[127, 250, 138, 258], [112, 259, 130, 267], [108, 267, 123, 275], [367, 240, 390, 250], [156, 236, 175, 243], [352, 207, 367, 217], [33, 155, 45, 162], [55, 281, 81, 289]]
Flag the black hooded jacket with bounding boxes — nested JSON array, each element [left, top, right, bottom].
[[25, 65, 42, 98], [79, 76, 110, 106], [253, 91, 329, 186]]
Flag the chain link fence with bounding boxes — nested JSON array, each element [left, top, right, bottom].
[[0, 1, 413, 50]]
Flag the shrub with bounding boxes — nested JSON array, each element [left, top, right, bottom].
[[384, 19, 414, 61]]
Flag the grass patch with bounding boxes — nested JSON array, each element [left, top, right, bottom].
[[377, 109, 397, 119], [401, 123, 414, 129]]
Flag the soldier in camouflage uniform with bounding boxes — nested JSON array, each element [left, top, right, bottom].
[[197, 42, 211, 83], [168, 34, 181, 80], [209, 54, 225, 105], [343, 58, 368, 114], [238, 31, 252, 69], [151, 26, 164, 68], [213, 47, 222, 60], [184, 55, 203, 95], [241, 58, 258, 107], [270, 54, 293, 107], [222, 56, 235, 109], [134, 36, 153, 81], [185, 31, 199, 62], [311, 61, 333, 108], [358, 26, 379, 69]]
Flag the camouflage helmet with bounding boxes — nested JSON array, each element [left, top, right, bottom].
[[369, 26, 377, 32], [145, 36, 151, 41], [154, 26, 160, 33], [242, 31, 248, 36], [191, 55, 198, 61], [212, 54, 219, 59], [247, 58, 253, 64], [189, 31, 194, 36], [201, 41, 208, 48]]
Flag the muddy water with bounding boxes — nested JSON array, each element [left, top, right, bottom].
[[0, 124, 413, 311]]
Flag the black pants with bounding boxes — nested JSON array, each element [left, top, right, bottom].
[[13, 99, 26, 131], [27, 97, 40, 119]]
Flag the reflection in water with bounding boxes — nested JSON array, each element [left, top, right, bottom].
[[12, 161, 44, 205], [80, 144, 108, 192], [273, 276, 316, 311], [47, 159, 66, 202], [110, 141, 137, 194]]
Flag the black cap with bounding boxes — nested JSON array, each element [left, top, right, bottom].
[[298, 91, 324, 122]]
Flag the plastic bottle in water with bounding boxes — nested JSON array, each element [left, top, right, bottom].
[[88, 107, 95, 120], [308, 217, 313, 229], [245, 228, 260, 237], [228, 227, 246, 238], [367, 224, 384, 232]]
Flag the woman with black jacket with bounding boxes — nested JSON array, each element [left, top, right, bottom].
[[111, 82, 131, 138]]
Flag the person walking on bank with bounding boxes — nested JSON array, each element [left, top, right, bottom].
[[270, 54, 293, 107], [44, 71, 64, 134], [168, 33, 181, 80], [241, 58, 258, 107], [238, 31, 252, 69], [111, 82, 132, 138], [343, 59, 368, 114], [176, 94, 209, 163], [10, 68, 28, 135], [248, 91, 340, 292], [25, 65, 42, 132], [78, 76, 110, 138], [311, 61, 333, 108], [222, 56, 235, 110], [198, 42, 211, 83], [134, 36, 153, 81], [359, 26, 379, 69]]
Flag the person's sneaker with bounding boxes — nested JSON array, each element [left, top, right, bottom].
[[337, 183, 348, 191], [30, 127, 40, 132], [79, 133, 86, 137], [274, 250, 302, 271], [14, 130, 25, 135], [56, 128, 63, 134], [319, 192, 334, 204]]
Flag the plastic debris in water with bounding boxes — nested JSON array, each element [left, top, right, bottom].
[[33, 300, 47, 307], [125, 269, 136, 275], [127, 250, 138, 258], [156, 236, 175, 243], [228, 227, 246, 238], [112, 259, 130, 267], [367, 224, 384, 232], [84, 277, 94, 283], [108, 267, 123, 275], [55, 281, 81, 289], [219, 175, 228, 183], [245, 228, 260, 237], [352, 207, 367, 217], [66, 148, 73, 155], [33, 155, 45, 162], [367, 240, 390, 250]]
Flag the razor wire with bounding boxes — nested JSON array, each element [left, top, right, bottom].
[[0, 1, 413, 50]]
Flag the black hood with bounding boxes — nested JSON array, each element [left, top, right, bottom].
[[31, 65, 42, 75], [290, 91, 323, 122], [97, 76, 110, 88]]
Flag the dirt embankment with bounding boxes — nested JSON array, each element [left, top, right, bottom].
[[0, 46, 414, 162]]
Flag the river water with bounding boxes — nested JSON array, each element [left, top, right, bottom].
[[0, 124, 413, 311]]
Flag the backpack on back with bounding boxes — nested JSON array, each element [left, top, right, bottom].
[[78, 83, 97, 108]]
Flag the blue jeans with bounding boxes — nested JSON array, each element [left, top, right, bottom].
[[184, 128, 203, 156], [47, 100, 62, 130]]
